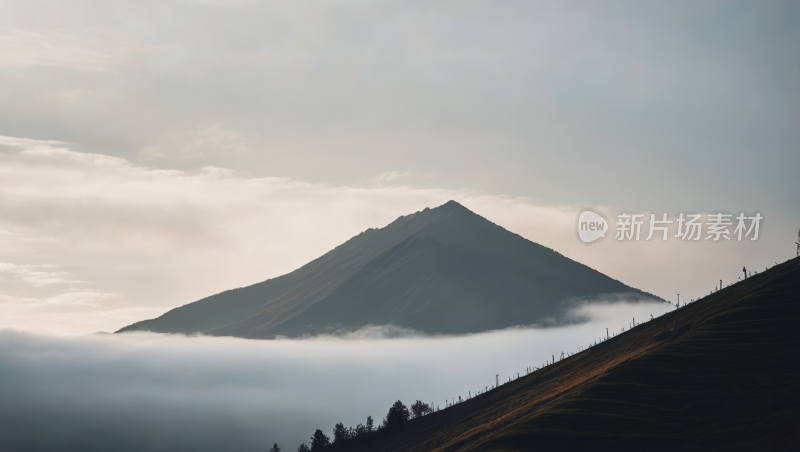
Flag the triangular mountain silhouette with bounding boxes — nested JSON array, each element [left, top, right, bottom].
[[117, 201, 660, 338]]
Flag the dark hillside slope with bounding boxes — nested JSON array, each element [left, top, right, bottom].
[[118, 201, 659, 338], [344, 257, 800, 451]]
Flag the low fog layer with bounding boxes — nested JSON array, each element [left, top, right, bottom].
[[0, 301, 671, 451]]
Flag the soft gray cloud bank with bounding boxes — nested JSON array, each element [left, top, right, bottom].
[[0, 300, 673, 451]]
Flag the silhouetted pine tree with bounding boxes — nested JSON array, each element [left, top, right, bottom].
[[269, 444, 281, 452], [382, 400, 410, 429], [333, 422, 348, 444], [354, 423, 366, 437], [310, 429, 330, 451]]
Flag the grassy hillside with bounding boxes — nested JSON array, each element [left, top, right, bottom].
[[339, 256, 799, 451]]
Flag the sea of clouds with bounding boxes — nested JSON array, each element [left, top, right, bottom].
[[0, 300, 672, 451]]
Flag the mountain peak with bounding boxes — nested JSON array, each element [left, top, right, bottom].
[[118, 202, 659, 338], [436, 200, 468, 211]]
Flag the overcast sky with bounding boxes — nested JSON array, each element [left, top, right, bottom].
[[0, 0, 798, 335]]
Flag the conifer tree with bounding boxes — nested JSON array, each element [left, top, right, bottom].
[[383, 400, 410, 428], [310, 429, 330, 451], [333, 422, 348, 444]]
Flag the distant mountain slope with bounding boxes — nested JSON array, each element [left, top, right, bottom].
[[117, 201, 660, 338], [341, 257, 800, 452]]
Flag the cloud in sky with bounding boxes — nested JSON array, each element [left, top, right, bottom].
[[0, 299, 674, 452], [0, 0, 796, 213], [138, 124, 251, 162], [0, 263, 76, 287], [0, 135, 791, 335], [0, 26, 124, 72]]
